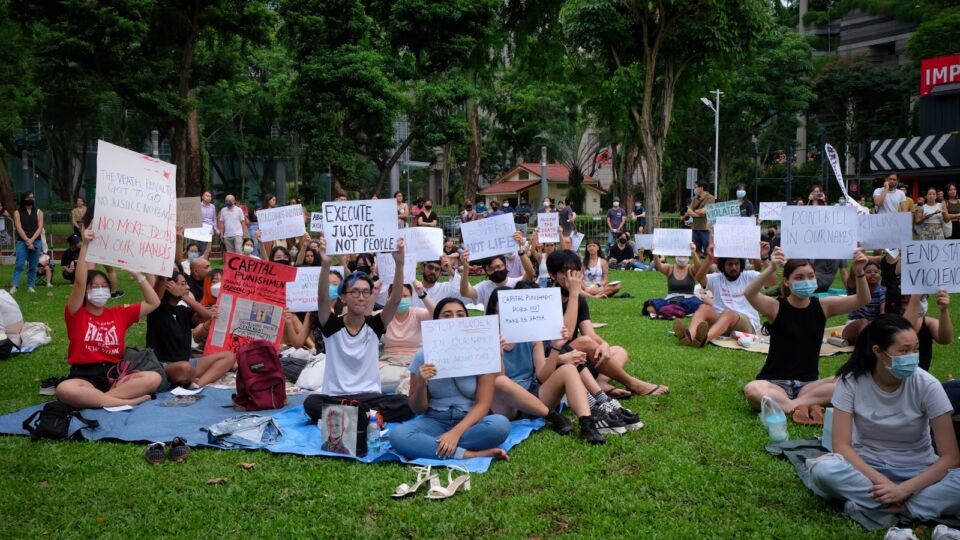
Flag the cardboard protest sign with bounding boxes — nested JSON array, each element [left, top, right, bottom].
[[322, 199, 399, 255], [176, 197, 202, 228], [256, 204, 306, 242], [634, 234, 655, 251], [714, 223, 761, 259], [653, 228, 692, 257], [205, 254, 297, 354], [422, 315, 501, 379], [759, 202, 787, 221], [184, 223, 213, 242], [400, 227, 444, 262], [781, 206, 858, 260], [570, 231, 585, 252], [901, 240, 960, 294], [858, 212, 912, 250], [310, 212, 324, 233], [716, 216, 756, 226], [497, 288, 563, 344], [460, 213, 518, 260], [706, 200, 740, 225], [286, 266, 323, 312], [88, 140, 177, 276], [537, 213, 560, 243]]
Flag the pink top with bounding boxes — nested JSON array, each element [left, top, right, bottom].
[[382, 307, 431, 357]]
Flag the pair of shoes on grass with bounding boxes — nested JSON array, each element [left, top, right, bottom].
[[886, 525, 960, 540], [145, 437, 190, 465], [673, 319, 708, 348]]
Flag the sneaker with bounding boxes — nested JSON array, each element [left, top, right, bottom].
[[589, 405, 626, 434], [884, 527, 919, 540], [933, 525, 960, 540], [111, 290, 125, 299], [578, 416, 607, 445], [169, 437, 190, 463], [28, 287, 36, 293], [39, 377, 65, 396], [545, 410, 573, 436], [9, 287, 16, 294], [144, 442, 166, 465], [46, 282, 53, 288], [602, 399, 644, 430]]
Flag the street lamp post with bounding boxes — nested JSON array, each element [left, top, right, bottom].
[[540, 146, 548, 205], [700, 89, 723, 198]]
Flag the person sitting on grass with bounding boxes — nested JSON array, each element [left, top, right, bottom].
[[485, 286, 609, 444], [148, 272, 235, 388], [378, 282, 435, 394], [674, 243, 774, 348], [529, 230, 557, 288], [607, 232, 648, 271], [56, 228, 162, 409], [807, 314, 960, 527], [389, 298, 511, 461], [580, 239, 621, 298], [742, 248, 870, 424], [841, 261, 885, 346], [459, 231, 535, 307], [643, 242, 703, 319]]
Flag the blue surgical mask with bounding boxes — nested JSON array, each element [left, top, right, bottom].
[[736, 190, 746, 199], [397, 298, 411, 313], [328, 285, 340, 301], [790, 279, 818, 298], [887, 352, 920, 380], [187, 252, 199, 260]]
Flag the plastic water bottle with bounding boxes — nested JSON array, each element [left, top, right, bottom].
[[822, 407, 834, 451], [760, 395, 789, 443], [366, 411, 381, 454]]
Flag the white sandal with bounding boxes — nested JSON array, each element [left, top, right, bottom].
[[426, 466, 471, 500], [392, 465, 439, 498]]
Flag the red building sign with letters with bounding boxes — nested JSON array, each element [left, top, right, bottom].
[[921, 54, 960, 96]]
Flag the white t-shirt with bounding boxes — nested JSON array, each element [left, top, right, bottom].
[[319, 314, 386, 395], [0, 290, 23, 334], [424, 274, 470, 304], [473, 276, 523, 308], [218, 206, 246, 238], [832, 369, 953, 468], [706, 270, 761, 333], [872, 187, 906, 214]]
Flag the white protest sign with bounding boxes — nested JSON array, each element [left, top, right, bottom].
[[286, 266, 323, 312], [759, 202, 787, 221], [400, 227, 444, 262], [375, 252, 416, 284], [714, 224, 761, 259], [716, 216, 756, 226], [256, 204, 307, 242], [857, 212, 912, 250], [88, 140, 177, 276], [634, 234, 655, 251], [901, 240, 960, 294], [184, 223, 213, 242], [781, 205, 858, 259], [460, 213, 518, 260], [497, 288, 563, 344], [653, 228, 693, 257], [537, 213, 560, 243], [706, 200, 740, 225], [310, 212, 323, 233], [322, 199, 399, 255], [570, 231, 585, 252], [422, 315, 501, 379], [176, 197, 202, 228]]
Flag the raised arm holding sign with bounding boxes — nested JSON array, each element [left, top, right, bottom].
[[714, 223, 761, 259], [460, 213, 519, 259], [497, 288, 563, 343], [653, 228, 693, 257], [256, 204, 307, 242]]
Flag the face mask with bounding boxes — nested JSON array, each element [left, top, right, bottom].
[[675, 256, 689, 267], [226, 200, 234, 207], [211, 283, 221, 298], [425, 205, 432, 210], [86, 288, 111, 307], [502, 202, 509, 207], [328, 285, 340, 300], [397, 298, 411, 313], [187, 251, 199, 260], [736, 190, 746, 199], [356, 265, 372, 275], [886, 352, 920, 380], [613, 202, 620, 207], [290, 248, 299, 257], [488, 269, 508, 283], [243, 245, 254, 254], [25, 200, 34, 207], [790, 279, 818, 298]]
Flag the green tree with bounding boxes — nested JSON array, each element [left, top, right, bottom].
[[0, 0, 35, 210], [907, 7, 960, 63]]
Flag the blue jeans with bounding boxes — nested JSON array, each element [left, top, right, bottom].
[[692, 229, 710, 256], [248, 223, 260, 257], [390, 408, 511, 460], [13, 239, 41, 288]]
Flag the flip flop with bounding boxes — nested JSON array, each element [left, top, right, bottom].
[[642, 384, 667, 396], [792, 405, 818, 425], [607, 388, 632, 400]]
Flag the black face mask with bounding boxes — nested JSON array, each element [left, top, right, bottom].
[[488, 269, 508, 283], [24, 200, 34, 207], [425, 205, 432, 210], [356, 265, 372, 275]]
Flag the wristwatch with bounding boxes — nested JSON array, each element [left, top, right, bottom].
[[418, 291, 427, 299]]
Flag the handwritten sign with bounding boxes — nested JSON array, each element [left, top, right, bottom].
[[653, 228, 692, 257], [781, 206, 858, 259], [714, 224, 761, 259], [706, 200, 741, 225], [570, 231, 585, 252], [375, 252, 416, 285], [858, 212, 912, 250], [497, 288, 562, 344], [460, 213, 517, 260], [422, 315, 501, 379], [759, 202, 787, 221], [400, 227, 443, 262], [537, 213, 560, 243], [256, 204, 306, 242], [286, 266, 323, 312], [310, 212, 324, 233], [901, 240, 960, 294], [322, 199, 398, 255], [176, 197, 202, 228], [205, 254, 297, 355], [89, 140, 177, 276], [634, 234, 655, 251], [184, 223, 212, 243]]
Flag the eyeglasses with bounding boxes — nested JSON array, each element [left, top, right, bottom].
[[347, 289, 372, 298]]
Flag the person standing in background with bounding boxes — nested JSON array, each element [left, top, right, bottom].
[[943, 183, 960, 239], [736, 183, 755, 217], [217, 194, 245, 254], [632, 201, 645, 233], [559, 198, 576, 236], [606, 198, 626, 249], [70, 196, 86, 236], [246, 200, 260, 257], [11, 192, 43, 293], [199, 191, 218, 254], [514, 197, 531, 235], [684, 181, 715, 256]]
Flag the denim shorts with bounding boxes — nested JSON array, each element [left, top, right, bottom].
[[769, 379, 811, 400]]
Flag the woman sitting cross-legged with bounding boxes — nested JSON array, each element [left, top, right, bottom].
[[389, 298, 511, 461], [580, 239, 621, 298], [643, 242, 703, 319], [742, 247, 870, 424], [807, 314, 960, 526], [56, 228, 163, 408]]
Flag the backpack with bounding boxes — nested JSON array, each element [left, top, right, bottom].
[[232, 340, 287, 411], [22, 400, 99, 441]]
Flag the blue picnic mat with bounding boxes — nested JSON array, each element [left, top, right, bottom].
[[0, 388, 542, 473]]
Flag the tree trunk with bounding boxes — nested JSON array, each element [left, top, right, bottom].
[[464, 100, 481, 202], [0, 150, 17, 216], [178, 4, 200, 197], [641, 144, 662, 230], [71, 140, 87, 202], [184, 92, 202, 196]]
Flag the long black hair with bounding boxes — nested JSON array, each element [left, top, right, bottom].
[[835, 314, 915, 382], [433, 297, 467, 320], [484, 286, 514, 316], [18, 192, 35, 211]]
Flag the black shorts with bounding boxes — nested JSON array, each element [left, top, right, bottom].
[[67, 362, 117, 393]]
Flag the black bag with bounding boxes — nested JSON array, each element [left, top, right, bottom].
[[22, 400, 99, 441], [0, 337, 20, 360], [120, 347, 170, 393], [304, 392, 414, 424]]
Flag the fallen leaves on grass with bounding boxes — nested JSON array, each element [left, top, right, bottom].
[[39, 481, 50, 489], [206, 477, 229, 485], [239, 462, 256, 470]]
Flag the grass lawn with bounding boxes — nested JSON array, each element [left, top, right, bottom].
[[0, 266, 957, 539]]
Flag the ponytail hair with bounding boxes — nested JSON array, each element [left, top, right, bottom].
[[835, 314, 915, 382]]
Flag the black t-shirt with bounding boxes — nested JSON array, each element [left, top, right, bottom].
[[608, 242, 635, 261], [561, 293, 591, 341], [756, 297, 825, 382], [419, 211, 438, 225], [61, 248, 80, 281], [184, 274, 204, 300], [146, 302, 195, 363]]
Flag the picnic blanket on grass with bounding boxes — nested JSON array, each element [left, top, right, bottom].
[[0, 388, 540, 473], [709, 326, 853, 356]]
